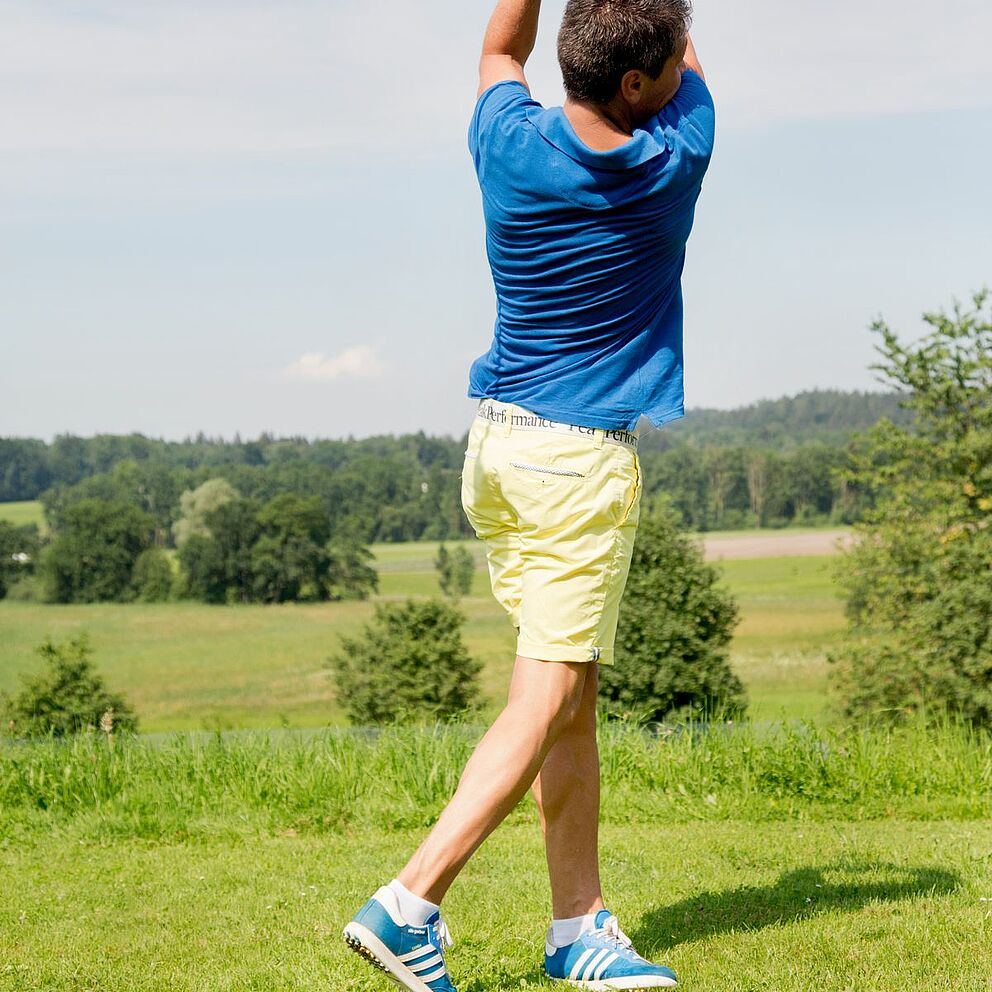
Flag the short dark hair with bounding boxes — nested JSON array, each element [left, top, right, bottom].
[[557, 0, 692, 104]]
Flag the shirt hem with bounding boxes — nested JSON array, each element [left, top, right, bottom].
[[647, 405, 685, 429]]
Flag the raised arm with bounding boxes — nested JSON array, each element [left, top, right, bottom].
[[680, 33, 705, 81], [478, 0, 542, 98]]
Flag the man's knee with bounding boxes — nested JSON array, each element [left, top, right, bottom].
[[508, 656, 588, 730], [541, 664, 590, 732]]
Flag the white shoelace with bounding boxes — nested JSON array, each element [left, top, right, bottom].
[[590, 914, 634, 950], [432, 916, 454, 951]]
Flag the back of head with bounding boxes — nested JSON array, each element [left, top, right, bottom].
[[557, 0, 692, 105]]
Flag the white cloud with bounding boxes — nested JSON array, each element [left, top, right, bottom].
[[283, 346, 387, 382]]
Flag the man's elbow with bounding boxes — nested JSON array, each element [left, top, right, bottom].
[[478, 52, 528, 96]]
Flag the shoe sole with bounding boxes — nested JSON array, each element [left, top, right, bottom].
[[549, 975, 677, 990], [343, 921, 440, 992]]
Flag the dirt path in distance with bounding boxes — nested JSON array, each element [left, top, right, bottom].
[[699, 528, 854, 561]]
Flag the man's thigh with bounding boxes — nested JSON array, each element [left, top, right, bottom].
[[497, 430, 641, 665]]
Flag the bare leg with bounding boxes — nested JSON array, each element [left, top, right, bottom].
[[531, 662, 605, 920], [398, 656, 590, 905]]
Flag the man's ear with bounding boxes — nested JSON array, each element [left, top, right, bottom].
[[619, 69, 645, 106]]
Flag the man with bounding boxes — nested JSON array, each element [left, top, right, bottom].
[[344, 0, 713, 988]]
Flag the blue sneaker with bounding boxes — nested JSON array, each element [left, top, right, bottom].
[[544, 909, 677, 989], [343, 886, 457, 992]]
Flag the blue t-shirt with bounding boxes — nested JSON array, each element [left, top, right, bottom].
[[466, 69, 715, 430]]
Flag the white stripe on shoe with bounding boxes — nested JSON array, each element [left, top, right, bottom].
[[582, 949, 610, 982], [593, 952, 618, 980], [410, 954, 444, 974], [342, 922, 441, 992], [569, 949, 596, 981]]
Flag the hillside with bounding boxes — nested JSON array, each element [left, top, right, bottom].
[[643, 389, 911, 450]]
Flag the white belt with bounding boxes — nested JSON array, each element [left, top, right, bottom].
[[476, 399, 638, 449]]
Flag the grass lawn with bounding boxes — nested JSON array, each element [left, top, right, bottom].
[[720, 556, 845, 724], [2, 525, 989, 989], [0, 547, 845, 732], [2, 819, 990, 990], [0, 500, 45, 533]]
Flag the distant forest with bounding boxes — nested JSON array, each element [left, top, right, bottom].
[[1, 389, 911, 541], [655, 389, 912, 449]]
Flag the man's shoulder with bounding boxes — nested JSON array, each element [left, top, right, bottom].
[[471, 80, 539, 138], [469, 81, 548, 185]]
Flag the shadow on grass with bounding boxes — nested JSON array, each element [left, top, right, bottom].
[[459, 860, 961, 990], [634, 860, 961, 953]]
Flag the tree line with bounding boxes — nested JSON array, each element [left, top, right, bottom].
[[2, 389, 896, 536], [0, 388, 900, 605]]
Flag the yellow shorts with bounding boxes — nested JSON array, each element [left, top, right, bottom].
[[460, 399, 642, 665]]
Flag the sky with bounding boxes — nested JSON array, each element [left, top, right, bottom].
[[2, 0, 990, 442]]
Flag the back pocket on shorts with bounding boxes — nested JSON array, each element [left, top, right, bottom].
[[509, 461, 586, 479]]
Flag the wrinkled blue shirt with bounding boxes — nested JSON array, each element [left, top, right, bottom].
[[467, 70, 715, 430]]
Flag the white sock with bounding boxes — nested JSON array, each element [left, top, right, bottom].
[[387, 878, 440, 927], [551, 913, 598, 947]]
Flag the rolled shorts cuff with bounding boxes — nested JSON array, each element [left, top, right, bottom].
[[516, 639, 615, 666]]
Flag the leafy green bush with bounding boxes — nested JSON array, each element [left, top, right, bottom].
[[330, 598, 481, 724], [830, 291, 992, 728], [599, 500, 745, 722], [1, 633, 138, 738], [434, 543, 474, 601]]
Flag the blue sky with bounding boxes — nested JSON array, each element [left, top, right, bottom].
[[2, 0, 990, 441]]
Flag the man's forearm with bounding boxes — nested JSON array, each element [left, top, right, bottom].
[[481, 0, 542, 66], [681, 34, 704, 81]]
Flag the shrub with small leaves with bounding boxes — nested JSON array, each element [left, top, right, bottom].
[[434, 543, 475, 600], [1, 633, 138, 738], [330, 598, 481, 724], [599, 499, 745, 723], [831, 290, 992, 728]]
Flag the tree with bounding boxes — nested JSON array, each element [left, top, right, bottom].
[[0, 439, 51, 501], [331, 599, 482, 724], [251, 494, 332, 603], [326, 536, 379, 601], [435, 543, 475, 601], [177, 533, 228, 604], [1, 633, 138, 738], [745, 451, 772, 526], [830, 291, 992, 728], [598, 500, 745, 722], [178, 498, 261, 604], [129, 547, 174, 602], [40, 499, 154, 603], [172, 478, 238, 548]]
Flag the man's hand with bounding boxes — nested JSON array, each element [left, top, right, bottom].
[[478, 0, 542, 98]]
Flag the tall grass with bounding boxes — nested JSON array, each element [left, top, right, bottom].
[[2, 715, 989, 843]]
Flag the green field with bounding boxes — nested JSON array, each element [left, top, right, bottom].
[[2, 720, 990, 990], [0, 500, 45, 532], [0, 537, 844, 732], [3, 523, 991, 990], [3, 819, 990, 991]]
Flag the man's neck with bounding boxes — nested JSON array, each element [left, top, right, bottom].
[[562, 96, 637, 151]]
